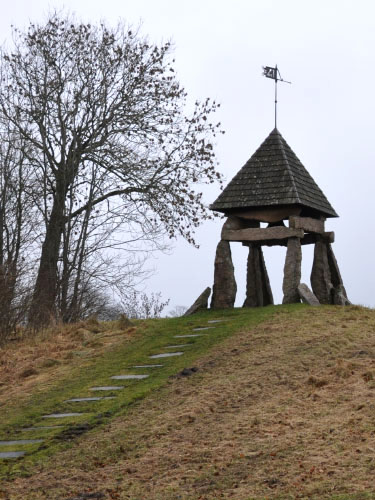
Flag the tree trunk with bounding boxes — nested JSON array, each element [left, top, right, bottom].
[[29, 194, 65, 328]]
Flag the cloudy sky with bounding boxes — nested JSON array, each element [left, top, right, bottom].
[[1, 0, 374, 310]]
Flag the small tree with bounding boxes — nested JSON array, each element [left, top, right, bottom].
[[0, 14, 223, 327]]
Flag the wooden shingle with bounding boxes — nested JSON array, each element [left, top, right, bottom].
[[210, 128, 338, 218]]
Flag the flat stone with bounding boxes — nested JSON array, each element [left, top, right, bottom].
[[110, 374, 149, 380], [0, 439, 44, 446], [298, 283, 320, 306], [0, 451, 25, 459], [90, 386, 124, 391], [23, 426, 63, 431], [149, 352, 184, 359], [165, 344, 189, 348], [132, 365, 163, 368], [207, 320, 227, 323], [65, 397, 115, 402], [192, 327, 215, 331], [184, 287, 211, 316], [42, 413, 83, 418], [174, 334, 205, 338]]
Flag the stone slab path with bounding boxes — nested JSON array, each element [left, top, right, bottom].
[[43, 413, 83, 419], [0, 319, 221, 459], [149, 352, 184, 359], [174, 334, 205, 338], [0, 451, 25, 459], [65, 397, 115, 403], [132, 364, 163, 368], [0, 440, 44, 446], [90, 386, 124, 391]]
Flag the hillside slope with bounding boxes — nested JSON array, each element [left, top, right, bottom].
[[1, 305, 375, 499]]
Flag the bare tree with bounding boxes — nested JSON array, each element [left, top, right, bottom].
[[0, 14, 223, 327], [0, 124, 38, 339]]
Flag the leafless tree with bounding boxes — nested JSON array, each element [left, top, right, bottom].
[[0, 14, 223, 327], [0, 124, 39, 340]]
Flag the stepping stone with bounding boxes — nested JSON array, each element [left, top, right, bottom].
[[132, 364, 163, 368], [193, 327, 215, 331], [42, 413, 83, 419], [174, 334, 205, 338], [110, 374, 149, 380], [23, 427, 60, 431], [90, 386, 124, 391], [207, 320, 226, 324], [0, 439, 43, 446], [165, 344, 189, 348], [149, 352, 184, 359], [0, 451, 25, 459], [65, 397, 115, 403]]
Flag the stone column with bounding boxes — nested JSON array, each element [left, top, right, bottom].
[[243, 245, 273, 307], [282, 237, 302, 304], [211, 240, 237, 309], [310, 238, 332, 304], [327, 244, 350, 305]]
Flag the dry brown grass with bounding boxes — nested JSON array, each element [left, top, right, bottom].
[[2, 305, 375, 499], [0, 319, 137, 411]]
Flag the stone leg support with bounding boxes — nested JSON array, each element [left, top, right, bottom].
[[282, 237, 302, 304], [310, 238, 332, 304], [311, 239, 350, 305], [243, 245, 273, 307], [211, 240, 237, 309]]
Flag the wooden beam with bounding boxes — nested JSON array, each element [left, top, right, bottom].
[[222, 226, 304, 243], [301, 232, 335, 245], [241, 231, 335, 247], [229, 205, 301, 223], [289, 216, 325, 233]]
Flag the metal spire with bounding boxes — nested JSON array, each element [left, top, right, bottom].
[[262, 65, 291, 129]]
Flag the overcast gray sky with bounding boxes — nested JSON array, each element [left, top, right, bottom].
[[1, 0, 374, 309]]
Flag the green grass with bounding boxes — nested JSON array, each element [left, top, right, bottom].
[[0, 304, 286, 478]]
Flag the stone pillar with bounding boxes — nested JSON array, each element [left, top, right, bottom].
[[282, 237, 302, 304], [211, 240, 237, 309], [310, 238, 332, 304], [327, 244, 350, 305], [243, 245, 273, 307]]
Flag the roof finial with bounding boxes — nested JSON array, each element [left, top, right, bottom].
[[262, 65, 291, 129]]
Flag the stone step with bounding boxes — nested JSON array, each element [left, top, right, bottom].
[[164, 344, 189, 348], [110, 374, 149, 380], [90, 386, 124, 391], [65, 397, 115, 403], [149, 352, 184, 359], [174, 334, 205, 338], [132, 364, 163, 368], [0, 439, 44, 446], [23, 426, 63, 431], [42, 413, 83, 419], [0, 451, 25, 459]]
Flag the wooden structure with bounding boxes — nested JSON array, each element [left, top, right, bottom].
[[210, 128, 349, 307]]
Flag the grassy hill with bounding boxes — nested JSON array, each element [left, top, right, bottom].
[[1, 305, 375, 499]]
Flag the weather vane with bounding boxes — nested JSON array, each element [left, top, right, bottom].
[[262, 65, 291, 129]]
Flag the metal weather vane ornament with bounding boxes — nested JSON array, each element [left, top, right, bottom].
[[262, 65, 291, 128]]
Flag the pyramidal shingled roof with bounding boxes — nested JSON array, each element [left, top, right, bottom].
[[210, 128, 338, 218]]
